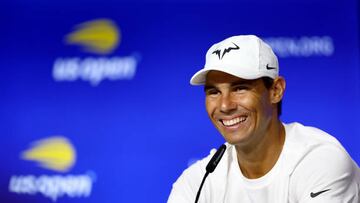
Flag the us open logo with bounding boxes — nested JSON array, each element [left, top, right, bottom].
[[8, 136, 96, 202], [52, 18, 140, 86]]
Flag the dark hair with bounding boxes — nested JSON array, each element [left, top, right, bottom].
[[261, 77, 282, 116]]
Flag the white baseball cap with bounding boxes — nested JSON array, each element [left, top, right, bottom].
[[190, 35, 279, 85]]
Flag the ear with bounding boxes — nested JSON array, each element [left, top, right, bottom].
[[270, 76, 286, 104]]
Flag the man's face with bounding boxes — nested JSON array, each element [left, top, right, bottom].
[[205, 71, 275, 146]]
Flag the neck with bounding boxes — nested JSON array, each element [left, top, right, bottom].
[[235, 119, 285, 179]]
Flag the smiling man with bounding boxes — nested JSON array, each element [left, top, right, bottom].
[[168, 35, 360, 202]]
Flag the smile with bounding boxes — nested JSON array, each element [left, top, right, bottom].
[[221, 116, 247, 127]]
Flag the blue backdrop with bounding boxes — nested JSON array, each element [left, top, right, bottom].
[[1, 0, 359, 202]]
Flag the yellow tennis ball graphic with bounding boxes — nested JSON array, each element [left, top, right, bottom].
[[21, 136, 76, 172], [66, 18, 120, 54]]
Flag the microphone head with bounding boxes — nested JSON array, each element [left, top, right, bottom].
[[206, 144, 227, 173]]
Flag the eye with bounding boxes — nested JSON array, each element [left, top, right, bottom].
[[205, 88, 220, 96], [233, 85, 248, 92]]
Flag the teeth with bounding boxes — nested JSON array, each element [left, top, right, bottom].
[[222, 117, 246, 126]]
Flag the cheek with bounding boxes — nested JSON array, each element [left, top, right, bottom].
[[257, 93, 273, 118], [205, 98, 215, 116], [233, 94, 268, 122], [233, 95, 257, 112], [205, 98, 221, 123]]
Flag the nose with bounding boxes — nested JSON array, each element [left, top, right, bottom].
[[220, 93, 237, 113]]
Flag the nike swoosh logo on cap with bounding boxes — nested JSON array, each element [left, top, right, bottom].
[[266, 64, 276, 70]]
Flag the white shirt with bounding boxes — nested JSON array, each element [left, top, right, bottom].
[[168, 122, 360, 203]]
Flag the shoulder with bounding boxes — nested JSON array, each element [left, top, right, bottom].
[[283, 122, 349, 173], [168, 144, 232, 203], [284, 122, 342, 148], [286, 124, 360, 202], [291, 144, 358, 179], [167, 151, 209, 203]]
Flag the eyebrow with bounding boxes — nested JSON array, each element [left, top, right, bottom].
[[204, 80, 254, 92], [231, 80, 254, 86], [204, 85, 215, 92]]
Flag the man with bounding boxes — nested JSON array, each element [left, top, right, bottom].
[[168, 35, 360, 202]]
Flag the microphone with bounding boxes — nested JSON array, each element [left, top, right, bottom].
[[206, 144, 227, 173], [194, 144, 227, 203]]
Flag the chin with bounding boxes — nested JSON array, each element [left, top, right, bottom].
[[222, 132, 251, 145]]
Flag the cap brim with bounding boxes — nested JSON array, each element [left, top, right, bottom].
[[190, 67, 268, 86], [190, 68, 211, 85]]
